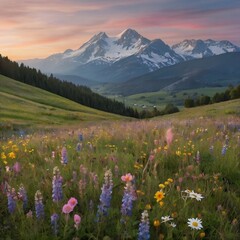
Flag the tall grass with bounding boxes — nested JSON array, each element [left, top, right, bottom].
[[0, 117, 239, 239]]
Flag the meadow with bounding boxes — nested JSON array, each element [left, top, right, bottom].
[[1, 106, 240, 239]]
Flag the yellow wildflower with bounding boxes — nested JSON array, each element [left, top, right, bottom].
[[145, 204, 152, 210], [154, 190, 165, 202], [8, 152, 16, 159], [159, 184, 165, 189], [153, 220, 160, 227]]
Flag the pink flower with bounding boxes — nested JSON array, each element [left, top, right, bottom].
[[74, 214, 81, 224], [121, 173, 133, 182], [68, 197, 78, 208], [62, 204, 73, 214], [13, 162, 21, 173], [166, 128, 173, 146], [148, 154, 155, 162]]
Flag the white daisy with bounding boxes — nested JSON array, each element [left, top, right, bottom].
[[170, 222, 177, 228], [189, 191, 204, 201], [187, 218, 203, 230], [161, 216, 173, 223]]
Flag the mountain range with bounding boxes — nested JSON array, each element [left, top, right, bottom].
[[21, 29, 240, 85], [103, 52, 240, 96]]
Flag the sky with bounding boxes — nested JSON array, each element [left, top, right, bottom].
[[1, 0, 240, 60]]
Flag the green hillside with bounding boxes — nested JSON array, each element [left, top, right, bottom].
[[160, 98, 240, 120], [0, 75, 124, 128], [124, 87, 227, 109]]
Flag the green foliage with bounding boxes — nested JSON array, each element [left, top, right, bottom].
[[185, 84, 240, 108]]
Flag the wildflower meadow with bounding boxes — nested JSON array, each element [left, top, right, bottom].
[[0, 117, 239, 239]]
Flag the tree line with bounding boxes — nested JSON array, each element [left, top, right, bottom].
[[184, 85, 240, 108], [0, 54, 180, 119]]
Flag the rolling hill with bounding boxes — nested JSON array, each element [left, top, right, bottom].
[[0, 75, 124, 128], [103, 52, 240, 96]]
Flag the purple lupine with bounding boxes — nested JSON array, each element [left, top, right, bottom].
[[61, 147, 68, 164], [76, 143, 82, 152], [138, 210, 150, 240], [121, 175, 137, 223], [19, 184, 28, 211], [78, 133, 83, 142], [96, 169, 113, 221], [51, 213, 59, 236], [52, 167, 63, 202], [35, 190, 44, 219], [7, 188, 16, 214], [221, 145, 227, 155]]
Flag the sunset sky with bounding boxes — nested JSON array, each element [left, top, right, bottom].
[[1, 0, 240, 60]]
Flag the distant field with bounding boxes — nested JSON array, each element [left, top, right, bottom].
[[160, 98, 240, 120], [0, 75, 124, 129], [122, 87, 227, 110]]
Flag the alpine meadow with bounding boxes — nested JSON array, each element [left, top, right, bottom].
[[1, 1, 240, 240]]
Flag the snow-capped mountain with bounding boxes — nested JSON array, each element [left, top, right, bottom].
[[21, 29, 184, 83], [172, 39, 240, 59], [21, 29, 240, 84]]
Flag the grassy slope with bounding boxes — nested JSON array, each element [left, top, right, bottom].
[[0, 74, 124, 127], [160, 98, 240, 120]]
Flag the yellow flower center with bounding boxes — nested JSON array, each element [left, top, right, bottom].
[[192, 221, 199, 227]]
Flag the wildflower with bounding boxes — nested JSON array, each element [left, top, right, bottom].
[[121, 173, 133, 182], [154, 190, 165, 202], [97, 169, 113, 221], [159, 184, 165, 189], [159, 201, 164, 207], [35, 190, 44, 219], [52, 166, 63, 202], [138, 210, 150, 240], [166, 128, 173, 146], [121, 174, 137, 223], [145, 204, 151, 210], [51, 151, 55, 158], [189, 191, 204, 201], [18, 184, 28, 211], [13, 162, 21, 173], [199, 232, 206, 238], [187, 218, 203, 230], [154, 220, 160, 227], [167, 178, 173, 183], [7, 188, 16, 214], [8, 152, 16, 159], [221, 145, 227, 155], [78, 133, 83, 142], [51, 213, 59, 236], [68, 197, 78, 208], [75, 142, 81, 152], [61, 147, 68, 164], [161, 216, 173, 223], [74, 214, 81, 229], [62, 204, 73, 214], [170, 222, 177, 228]]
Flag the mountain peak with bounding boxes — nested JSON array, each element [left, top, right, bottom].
[[117, 28, 141, 39]]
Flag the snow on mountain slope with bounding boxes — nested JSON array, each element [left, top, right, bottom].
[[61, 29, 150, 63], [172, 39, 240, 59]]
